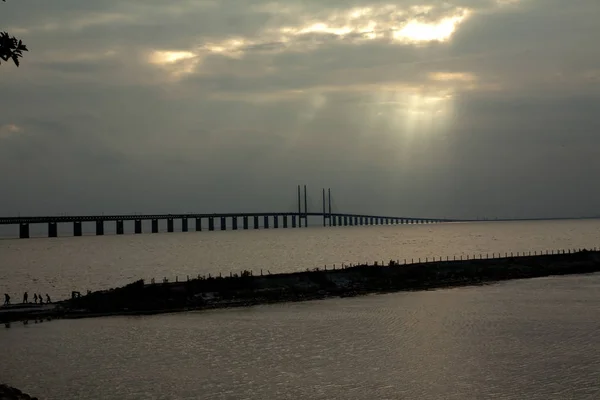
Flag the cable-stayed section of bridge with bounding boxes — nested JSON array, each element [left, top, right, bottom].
[[0, 185, 460, 238]]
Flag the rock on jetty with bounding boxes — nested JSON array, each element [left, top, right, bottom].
[[0, 384, 38, 400], [2, 250, 600, 323]]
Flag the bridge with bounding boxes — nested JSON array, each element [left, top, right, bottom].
[[1, 186, 462, 239]]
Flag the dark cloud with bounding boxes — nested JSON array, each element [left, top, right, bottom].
[[1, 0, 599, 219]]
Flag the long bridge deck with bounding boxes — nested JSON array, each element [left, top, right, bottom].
[[0, 212, 456, 225], [1, 186, 460, 238], [0, 212, 456, 239]]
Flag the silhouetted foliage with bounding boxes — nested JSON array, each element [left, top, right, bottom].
[[1, 0, 28, 67]]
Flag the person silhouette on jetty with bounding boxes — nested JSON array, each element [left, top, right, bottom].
[[33, 293, 38, 304], [38, 293, 43, 305], [3, 293, 10, 305], [46, 294, 51, 304], [23, 292, 28, 304]]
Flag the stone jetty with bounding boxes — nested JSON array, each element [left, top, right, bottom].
[[2, 250, 600, 324]]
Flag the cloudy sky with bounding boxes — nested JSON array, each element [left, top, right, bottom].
[[0, 0, 599, 219]]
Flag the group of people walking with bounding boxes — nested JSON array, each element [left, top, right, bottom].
[[3, 292, 51, 306]]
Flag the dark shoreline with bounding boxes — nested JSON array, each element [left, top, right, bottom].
[[2, 250, 600, 324], [0, 384, 38, 400]]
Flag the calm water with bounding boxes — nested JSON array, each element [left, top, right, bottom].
[[2, 220, 600, 399], [1, 275, 600, 399], [2, 220, 600, 299]]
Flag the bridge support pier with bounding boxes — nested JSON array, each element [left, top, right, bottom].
[[264, 215, 269, 229], [243, 216, 249, 230], [208, 217, 214, 231], [135, 219, 142, 234], [73, 221, 82, 237], [19, 223, 29, 239], [343, 216, 348, 226], [292, 215, 296, 228], [283, 215, 288, 228], [182, 218, 188, 232], [48, 222, 58, 238], [220, 217, 226, 231], [96, 221, 104, 236], [116, 220, 124, 235], [253, 216, 259, 229], [167, 218, 174, 233], [152, 219, 159, 233], [273, 216, 279, 229], [195, 218, 202, 231], [332, 216, 337, 227], [232, 217, 238, 230]]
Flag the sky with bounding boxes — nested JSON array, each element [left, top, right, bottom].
[[0, 0, 599, 219]]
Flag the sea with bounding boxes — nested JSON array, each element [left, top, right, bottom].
[[1, 220, 600, 399]]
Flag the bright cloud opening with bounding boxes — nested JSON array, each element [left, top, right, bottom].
[[0, 124, 23, 139], [393, 12, 470, 43], [148, 50, 200, 79], [195, 4, 472, 60]]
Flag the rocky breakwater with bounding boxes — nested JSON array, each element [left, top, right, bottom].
[[0, 384, 38, 400], [61, 250, 600, 318]]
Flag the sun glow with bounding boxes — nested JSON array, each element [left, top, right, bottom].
[[148, 50, 200, 79], [189, 4, 471, 60], [145, 5, 473, 80], [393, 13, 470, 43], [150, 51, 195, 64]]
